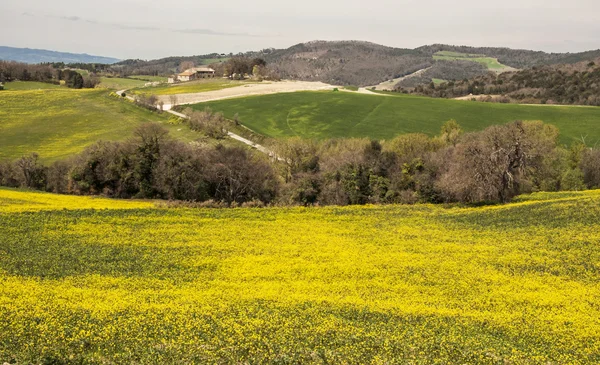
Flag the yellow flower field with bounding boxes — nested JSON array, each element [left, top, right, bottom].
[[1, 188, 599, 363]]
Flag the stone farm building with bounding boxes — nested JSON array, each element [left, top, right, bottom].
[[169, 67, 215, 83]]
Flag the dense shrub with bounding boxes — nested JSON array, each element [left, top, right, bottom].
[[2, 121, 597, 206]]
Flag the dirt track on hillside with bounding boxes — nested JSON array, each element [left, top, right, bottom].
[[367, 67, 432, 91], [161, 80, 337, 109]]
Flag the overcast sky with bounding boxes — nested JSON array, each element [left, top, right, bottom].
[[2, 0, 600, 60]]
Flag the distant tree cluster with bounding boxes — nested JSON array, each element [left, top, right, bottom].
[[3, 121, 599, 206], [0, 61, 99, 89], [0, 61, 57, 84], [405, 58, 600, 106], [211, 57, 268, 78], [45, 62, 112, 73]]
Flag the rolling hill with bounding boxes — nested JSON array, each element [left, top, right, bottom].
[[261, 41, 600, 87], [407, 57, 600, 106], [192, 90, 600, 145], [262, 40, 433, 87], [0, 46, 120, 64], [0, 88, 200, 162], [97, 41, 600, 88]]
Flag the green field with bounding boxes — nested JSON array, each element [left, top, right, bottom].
[[132, 79, 258, 96], [128, 75, 168, 83], [1, 81, 62, 91], [194, 91, 600, 145], [0, 89, 200, 162], [432, 78, 447, 85], [98, 77, 152, 90], [1, 187, 599, 363], [199, 57, 229, 65], [433, 51, 513, 71]]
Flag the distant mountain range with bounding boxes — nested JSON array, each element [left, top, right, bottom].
[[0, 46, 120, 64]]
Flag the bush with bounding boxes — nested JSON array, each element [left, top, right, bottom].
[[184, 107, 228, 139]]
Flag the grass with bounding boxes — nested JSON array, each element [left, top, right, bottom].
[[432, 78, 447, 85], [132, 79, 258, 96], [1, 187, 599, 363], [0, 89, 202, 162], [195, 91, 600, 145], [433, 51, 513, 71], [199, 57, 230, 65], [98, 77, 151, 90], [127, 75, 168, 83], [1, 81, 62, 91]]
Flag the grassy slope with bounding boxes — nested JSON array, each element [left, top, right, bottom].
[[0, 89, 201, 162], [132, 79, 258, 96], [196, 91, 600, 144], [1, 188, 599, 363], [99, 76, 168, 90], [98, 77, 149, 90], [128, 75, 168, 82], [433, 50, 511, 71], [1, 81, 62, 90]]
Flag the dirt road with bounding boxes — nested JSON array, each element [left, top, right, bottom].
[[367, 67, 432, 91], [160, 80, 336, 110]]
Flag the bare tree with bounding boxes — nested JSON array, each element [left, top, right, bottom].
[[179, 61, 195, 73], [169, 95, 178, 108]]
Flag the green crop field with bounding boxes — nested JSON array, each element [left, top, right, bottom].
[[1, 187, 599, 363], [1, 81, 62, 91], [195, 91, 600, 145], [433, 51, 513, 71], [132, 79, 258, 96], [0, 89, 201, 162]]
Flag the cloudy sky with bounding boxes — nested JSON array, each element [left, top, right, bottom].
[[2, 0, 600, 60]]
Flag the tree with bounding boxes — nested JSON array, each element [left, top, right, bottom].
[[169, 95, 178, 107], [15, 153, 46, 189], [179, 61, 195, 72], [582, 148, 600, 188], [207, 146, 278, 204], [133, 123, 170, 198], [437, 121, 559, 203], [438, 119, 462, 146]]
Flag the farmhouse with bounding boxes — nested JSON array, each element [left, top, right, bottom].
[[169, 67, 215, 83]]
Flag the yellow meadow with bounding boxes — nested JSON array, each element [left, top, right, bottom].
[[1, 188, 599, 363]]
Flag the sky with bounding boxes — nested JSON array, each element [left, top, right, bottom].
[[2, 0, 600, 60]]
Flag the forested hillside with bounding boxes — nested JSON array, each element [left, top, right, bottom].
[[62, 41, 600, 87], [405, 58, 600, 106], [262, 41, 433, 86], [416, 44, 600, 69]]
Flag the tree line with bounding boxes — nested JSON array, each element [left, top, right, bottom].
[[1, 119, 599, 206], [0, 61, 99, 89], [403, 59, 600, 106]]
